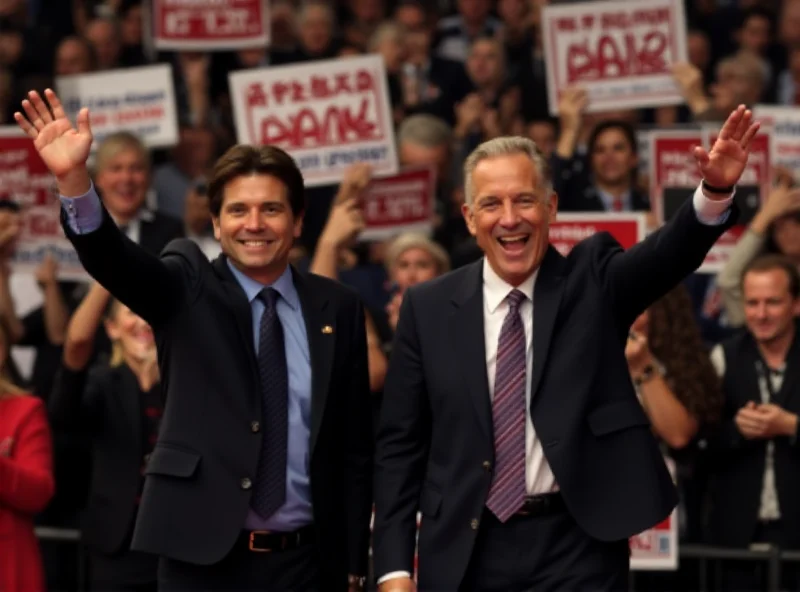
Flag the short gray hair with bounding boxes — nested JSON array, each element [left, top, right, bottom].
[[397, 114, 452, 148], [298, 0, 334, 27], [463, 136, 552, 205], [384, 232, 450, 275]]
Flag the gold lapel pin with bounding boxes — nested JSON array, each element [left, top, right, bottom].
[[321, 325, 334, 334]]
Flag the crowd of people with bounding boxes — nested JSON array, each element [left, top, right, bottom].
[[1, 0, 800, 591]]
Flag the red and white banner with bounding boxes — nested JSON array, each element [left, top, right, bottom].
[[630, 457, 678, 570], [542, 0, 687, 115], [0, 128, 86, 280], [151, 0, 270, 51], [752, 105, 800, 173], [550, 213, 646, 256], [650, 130, 772, 273], [56, 64, 179, 150], [360, 167, 435, 241], [229, 55, 398, 187]]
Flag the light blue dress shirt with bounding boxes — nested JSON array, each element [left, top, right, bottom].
[[61, 184, 314, 532]]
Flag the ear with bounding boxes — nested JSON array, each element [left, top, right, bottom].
[[293, 212, 304, 239], [461, 203, 477, 237], [212, 216, 221, 241], [547, 190, 559, 221], [104, 318, 121, 341]]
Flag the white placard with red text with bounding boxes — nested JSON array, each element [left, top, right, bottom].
[[649, 130, 771, 273], [151, 0, 270, 51], [0, 128, 87, 280], [541, 0, 687, 115], [359, 167, 435, 241], [630, 457, 678, 570], [229, 55, 398, 187], [753, 105, 800, 174], [550, 213, 646, 256], [56, 64, 179, 150]]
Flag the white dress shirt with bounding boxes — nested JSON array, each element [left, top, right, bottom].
[[378, 184, 733, 584]]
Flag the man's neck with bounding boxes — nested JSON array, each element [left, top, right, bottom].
[[757, 325, 796, 370], [124, 354, 158, 392]]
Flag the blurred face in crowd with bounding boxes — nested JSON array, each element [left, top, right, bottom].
[[743, 269, 800, 345], [467, 39, 503, 89], [95, 148, 149, 220], [687, 31, 711, 72], [396, 5, 430, 65], [85, 19, 120, 70], [350, 0, 384, 24], [527, 121, 556, 159], [121, 5, 143, 46], [55, 38, 94, 77], [395, 4, 426, 30], [463, 152, 557, 286], [590, 127, 637, 188], [497, 0, 527, 26], [458, 0, 491, 26], [106, 302, 155, 362], [375, 29, 406, 73], [392, 247, 439, 289], [400, 140, 449, 188], [212, 175, 302, 283], [781, 0, 800, 47], [300, 5, 333, 56], [773, 215, 800, 261], [738, 14, 771, 56], [237, 48, 267, 68], [714, 61, 764, 108], [175, 128, 215, 179], [270, 1, 297, 49]]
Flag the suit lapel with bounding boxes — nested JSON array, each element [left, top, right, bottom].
[[292, 269, 334, 456], [211, 256, 260, 397], [450, 261, 493, 443], [531, 247, 566, 399], [772, 322, 800, 408]]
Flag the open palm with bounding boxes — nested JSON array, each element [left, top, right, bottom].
[[693, 105, 760, 188], [14, 89, 93, 179]]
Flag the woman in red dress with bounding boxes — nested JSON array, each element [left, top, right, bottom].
[[0, 320, 55, 592]]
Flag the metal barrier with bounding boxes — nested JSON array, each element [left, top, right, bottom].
[[34, 526, 87, 592], [30, 529, 800, 592]]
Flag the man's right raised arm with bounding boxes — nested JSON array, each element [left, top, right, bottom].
[[15, 89, 187, 326]]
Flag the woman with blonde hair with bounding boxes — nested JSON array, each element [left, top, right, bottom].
[[0, 320, 55, 592], [50, 283, 161, 592]]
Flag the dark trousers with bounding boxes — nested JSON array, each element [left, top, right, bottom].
[[158, 535, 322, 592], [458, 505, 630, 592]]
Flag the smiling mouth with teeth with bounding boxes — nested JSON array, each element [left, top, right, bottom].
[[240, 239, 271, 247], [497, 236, 529, 246]]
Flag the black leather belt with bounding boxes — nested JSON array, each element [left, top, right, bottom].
[[240, 525, 316, 552], [514, 492, 564, 517]]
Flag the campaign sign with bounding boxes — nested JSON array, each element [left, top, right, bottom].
[[360, 167, 435, 241], [542, 0, 687, 115], [229, 55, 398, 187], [152, 0, 270, 51], [0, 128, 86, 280]]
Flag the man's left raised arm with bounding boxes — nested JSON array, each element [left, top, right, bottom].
[[599, 105, 759, 327]]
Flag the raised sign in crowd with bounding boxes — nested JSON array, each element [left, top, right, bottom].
[[0, 0, 799, 591]]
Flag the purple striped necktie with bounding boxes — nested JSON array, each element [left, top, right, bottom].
[[486, 289, 528, 522]]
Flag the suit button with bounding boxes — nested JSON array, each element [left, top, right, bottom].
[[482, 461, 491, 471], [470, 518, 479, 530], [241, 478, 252, 490], [251, 421, 260, 433]]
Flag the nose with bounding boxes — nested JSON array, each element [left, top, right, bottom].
[[244, 209, 264, 231], [499, 201, 521, 228]]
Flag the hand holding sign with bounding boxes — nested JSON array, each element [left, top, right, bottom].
[[13, 89, 92, 196], [694, 105, 760, 192]]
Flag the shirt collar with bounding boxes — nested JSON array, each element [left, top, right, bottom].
[[225, 259, 299, 311], [594, 186, 632, 211], [482, 257, 537, 314]]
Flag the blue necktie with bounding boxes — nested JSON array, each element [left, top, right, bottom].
[[252, 287, 288, 519]]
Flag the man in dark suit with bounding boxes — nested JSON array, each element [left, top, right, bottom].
[[16, 89, 373, 592], [373, 106, 760, 591]]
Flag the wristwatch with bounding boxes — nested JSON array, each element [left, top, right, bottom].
[[348, 574, 366, 590]]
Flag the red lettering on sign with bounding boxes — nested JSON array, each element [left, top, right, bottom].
[[272, 81, 290, 105], [259, 99, 377, 148], [247, 83, 267, 107], [310, 76, 331, 99], [28, 212, 59, 236], [557, 17, 577, 31], [334, 73, 353, 94], [581, 15, 595, 29], [355, 69, 374, 92], [566, 31, 668, 82], [291, 81, 307, 102]]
